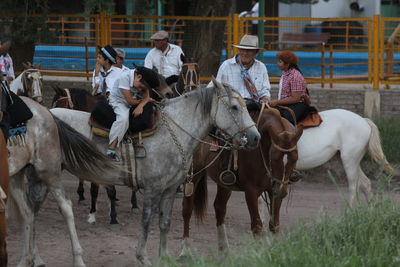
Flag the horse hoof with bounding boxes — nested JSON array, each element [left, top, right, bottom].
[[78, 199, 87, 205], [87, 213, 96, 224], [110, 220, 119, 225]]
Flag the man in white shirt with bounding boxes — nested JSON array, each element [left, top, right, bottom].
[[247, 0, 259, 35], [144, 30, 184, 85], [214, 34, 270, 103], [0, 41, 15, 83]]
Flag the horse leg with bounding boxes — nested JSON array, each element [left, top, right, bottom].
[[341, 157, 362, 207], [105, 186, 119, 224], [244, 189, 264, 237], [87, 183, 99, 224], [180, 187, 195, 257], [49, 184, 85, 267], [0, 212, 7, 267], [269, 196, 283, 233], [359, 167, 372, 202], [159, 186, 177, 258], [214, 185, 232, 252], [76, 180, 85, 203], [136, 188, 161, 265], [131, 189, 140, 213], [9, 172, 36, 267]]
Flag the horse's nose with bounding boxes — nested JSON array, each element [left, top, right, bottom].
[[165, 92, 174, 99], [246, 129, 260, 148]]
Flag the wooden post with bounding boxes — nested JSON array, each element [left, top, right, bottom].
[[233, 13, 239, 55], [345, 22, 349, 51], [85, 37, 89, 81], [329, 44, 333, 88], [373, 14, 380, 90], [321, 42, 325, 88]]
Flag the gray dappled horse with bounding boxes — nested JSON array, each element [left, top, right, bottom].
[[7, 97, 122, 267], [50, 78, 261, 264]]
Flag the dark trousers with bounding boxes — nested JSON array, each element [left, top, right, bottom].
[[128, 102, 155, 133], [251, 23, 258, 35], [277, 102, 309, 125]]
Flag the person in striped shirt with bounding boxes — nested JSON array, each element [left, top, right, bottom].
[[269, 50, 310, 125]]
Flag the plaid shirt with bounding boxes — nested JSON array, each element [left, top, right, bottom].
[[213, 56, 271, 100], [278, 68, 307, 100]]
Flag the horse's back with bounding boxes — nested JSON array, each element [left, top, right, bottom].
[[296, 109, 371, 169], [50, 108, 92, 139]]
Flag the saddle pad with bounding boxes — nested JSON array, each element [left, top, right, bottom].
[[8, 92, 33, 127], [90, 118, 158, 139], [298, 112, 323, 128]]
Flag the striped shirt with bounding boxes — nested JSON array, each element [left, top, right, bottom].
[[213, 56, 271, 100], [278, 68, 307, 100]]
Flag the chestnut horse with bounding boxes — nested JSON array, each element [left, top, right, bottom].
[[181, 107, 303, 254], [0, 132, 9, 267], [51, 72, 173, 224]]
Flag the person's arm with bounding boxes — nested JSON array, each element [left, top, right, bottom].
[[269, 92, 302, 106], [269, 72, 304, 106], [144, 52, 153, 69], [258, 65, 271, 102], [92, 63, 102, 90], [132, 89, 152, 117], [121, 89, 140, 105], [6, 56, 15, 82]]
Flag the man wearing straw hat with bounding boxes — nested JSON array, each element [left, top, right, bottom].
[[214, 34, 271, 103], [144, 30, 184, 85]]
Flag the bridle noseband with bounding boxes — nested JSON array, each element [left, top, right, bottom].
[[52, 88, 74, 109]]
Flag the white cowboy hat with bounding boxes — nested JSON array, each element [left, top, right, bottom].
[[150, 30, 169, 40], [233, 35, 263, 50]]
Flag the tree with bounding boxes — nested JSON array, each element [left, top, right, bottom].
[[0, 0, 56, 72], [182, 0, 234, 77]]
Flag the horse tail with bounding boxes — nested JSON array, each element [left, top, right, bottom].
[[193, 172, 208, 222], [365, 118, 394, 173], [54, 117, 123, 185]]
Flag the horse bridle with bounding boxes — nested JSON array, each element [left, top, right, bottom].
[[52, 88, 74, 109], [173, 63, 200, 96], [22, 69, 43, 101]]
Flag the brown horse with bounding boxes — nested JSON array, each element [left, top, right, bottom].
[[0, 132, 9, 267], [51, 72, 173, 224], [181, 106, 303, 254]]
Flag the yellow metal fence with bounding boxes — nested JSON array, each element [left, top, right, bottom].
[[2, 13, 399, 88]]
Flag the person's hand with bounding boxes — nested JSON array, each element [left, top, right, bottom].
[[269, 100, 279, 106], [260, 97, 269, 104], [132, 105, 144, 117], [94, 62, 101, 75], [6, 77, 13, 82]]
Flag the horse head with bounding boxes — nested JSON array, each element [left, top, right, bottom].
[[210, 77, 260, 149], [151, 71, 174, 101], [174, 57, 200, 96], [12, 63, 44, 104], [261, 108, 303, 199], [52, 86, 74, 109]]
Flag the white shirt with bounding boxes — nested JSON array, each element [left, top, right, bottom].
[[92, 65, 122, 95], [144, 43, 184, 78], [0, 54, 15, 79], [213, 56, 271, 100], [251, 2, 259, 24]]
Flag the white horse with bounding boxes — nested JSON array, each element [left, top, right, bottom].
[[293, 109, 392, 206], [6, 97, 122, 267], [46, 79, 260, 265], [9, 63, 43, 103]]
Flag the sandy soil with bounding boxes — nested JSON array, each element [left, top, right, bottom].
[[7, 172, 352, 267]]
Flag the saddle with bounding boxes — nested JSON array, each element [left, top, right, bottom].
[[89, 100, 158, 141]]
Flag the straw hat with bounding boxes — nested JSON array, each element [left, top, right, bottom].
[[233, 35, 263, 50]]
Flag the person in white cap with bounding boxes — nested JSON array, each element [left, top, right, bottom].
[[0, 41, 15, 83], [214, 34, 271, 103], [144, 30, 184, 85], [92, 45, 123, 96]]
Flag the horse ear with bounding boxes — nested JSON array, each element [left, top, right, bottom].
[[34, 63, 41, 69], [22, 62, 29, 70], [293, 124, 304, 143], [211, 76, 223, 90]]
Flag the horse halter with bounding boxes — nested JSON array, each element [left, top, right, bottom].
[[52, 88, 74, 109], [212, 90, 255, 148], [178, 62, 200, 94]]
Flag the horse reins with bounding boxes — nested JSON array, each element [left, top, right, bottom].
[[52, 88, 74, 109]]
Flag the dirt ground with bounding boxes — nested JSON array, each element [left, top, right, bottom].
[[6, 171, 357, 267]]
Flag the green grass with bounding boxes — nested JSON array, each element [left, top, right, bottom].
[[161, 196, 400, 267], [376, 116, 400, 163]]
